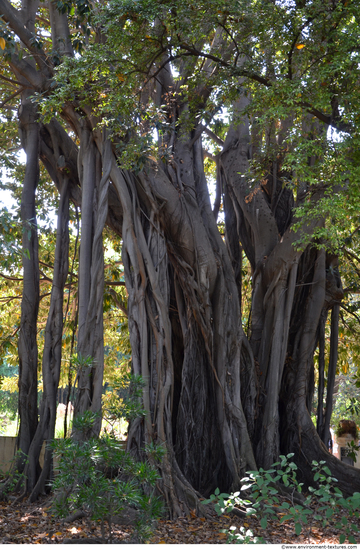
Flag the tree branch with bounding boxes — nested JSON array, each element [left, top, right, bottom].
[[0, 87, 23, 108], [203, 149, 216, 161], [0, 0, 51, 75], [0, 73, 24, 86], [0, 272, 23, 281], [174, 44, 353, 134], [9, 54, 48, 89], [340, 303, 360, 325], [201, 124, 224, 147]]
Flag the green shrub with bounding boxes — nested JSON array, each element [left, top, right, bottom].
[[51, 415, 163, 543], [205, 454, 360, 544]]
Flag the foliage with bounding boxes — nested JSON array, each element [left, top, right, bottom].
[[331, 367, 360, 429], [0, 361, 18, 422], [205, 455, 360, 544], [51, 416, 163, 542], [102, 371, 146, 430], [0, 209, 27, 270], [225, 525, 264, 545]]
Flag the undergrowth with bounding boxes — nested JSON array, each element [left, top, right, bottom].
[[204, 454, 360, 544], [51, 412, 164, 543]]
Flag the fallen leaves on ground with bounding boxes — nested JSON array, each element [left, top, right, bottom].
[[0, 495, 359, 544], [0, 497, 133, 544], [151, 505, 360, 545]]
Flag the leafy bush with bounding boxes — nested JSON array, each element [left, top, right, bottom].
[[51, 415, 163, 542], [102, 371, 146, 431], [205, 454, 360, 544]]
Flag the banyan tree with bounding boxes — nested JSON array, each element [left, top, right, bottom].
[[1, 0, 360, 515]]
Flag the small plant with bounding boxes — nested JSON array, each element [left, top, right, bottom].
[[102, 372, 146, 427], [277, 460, 337, 538], [333, 490, 360, 544], [203, 487, 265, 543], [240, 467, 282, 529], [206, 454, 360, 544], [225, 525, 265, 544], [204, 487, 250, 515], [51, 414, 163, 543], [72, 409, 101, 439], [72, 353, 94, 370]]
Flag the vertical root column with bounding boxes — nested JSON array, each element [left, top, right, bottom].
[[27, 179, 70, 500], [73, 132, 110, 436], [16, 97, 40, 476]]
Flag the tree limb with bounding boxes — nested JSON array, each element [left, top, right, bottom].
[[0, 87, 23, 108], [0, 73, 24, 86], [0, 272, 23, 281], [0, 0, 51, 75], [201, 124, 224, 147]]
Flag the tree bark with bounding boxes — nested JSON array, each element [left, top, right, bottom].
[[26, 178, 70, 501], [16, 95, 40, 473], [72, 129, 109, 438], [316, 312, 326, 437], [321, 304, 340, 446]]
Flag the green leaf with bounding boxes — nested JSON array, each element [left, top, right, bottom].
[[339, 534, 346, 544], [295, 523, 302, 536], [280, 514, 293, 523], [325, 508, 333, 518], [260, 517, 268, 530]]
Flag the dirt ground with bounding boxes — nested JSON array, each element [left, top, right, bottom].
[[0, 493, 359, 544]]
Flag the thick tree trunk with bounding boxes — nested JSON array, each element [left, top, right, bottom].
[[109, 124, 256, 514]]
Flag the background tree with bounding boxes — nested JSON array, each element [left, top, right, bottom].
[[1, 0, 360, 515]]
